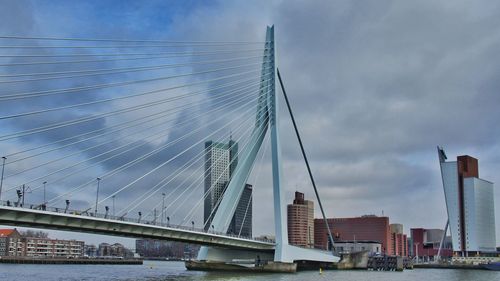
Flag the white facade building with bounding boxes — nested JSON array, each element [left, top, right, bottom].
[[438, 148, 496, 255], [440, 161, 462, 251], [463, 178, 496, 252]]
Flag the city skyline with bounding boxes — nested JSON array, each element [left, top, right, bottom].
[[0, 0, 499, 249]]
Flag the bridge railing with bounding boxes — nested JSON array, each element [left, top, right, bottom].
[[0, 200, 274, 244]]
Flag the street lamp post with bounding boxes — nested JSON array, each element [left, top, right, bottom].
[[94, 178, 101, 216], [42, 181, 47, 205], [415, 242, 420, 264], [112, 195, 115, 217], [161, 193, 166, 225], [0, 156, 6, 201]]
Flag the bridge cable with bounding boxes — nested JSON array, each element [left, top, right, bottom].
[[0, 69, 270, 143], [106, 86, 272, 212], [0, 55, 263, 83], [0, 66, 266, 121], [3, 81, 264, 180], [0, 61, 268, 102], [0, 35, 267, 44], [50, 82, 270, 203], [0, 50, 266, 67], [0, 48, 267, 58], [277, 68, 336, 250], [47, 85, 270, 206], [137, 97, 271, 221], [2, 74, 265, 158], [6, 82, 268, 197], [236, 132, 270, 237]]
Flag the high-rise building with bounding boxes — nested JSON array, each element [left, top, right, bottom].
[[287, 191, 314, 248], [203, 140, 252, 237], [438, 148, 496, 255], [315, 215, 392, 254], [227, 184, 253, 237]]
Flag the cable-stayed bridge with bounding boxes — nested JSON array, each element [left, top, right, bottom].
[[0, 26, 338, 271]]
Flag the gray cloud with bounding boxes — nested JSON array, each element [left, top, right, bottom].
[[1, 0, 499, 247]]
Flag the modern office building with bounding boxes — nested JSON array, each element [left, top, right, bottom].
[[438, 148, 496, 255], [287, 191, 314, 248], [227, 184, 253, 237], [203, 140, 252, 237], [315, 215, 392, 254]]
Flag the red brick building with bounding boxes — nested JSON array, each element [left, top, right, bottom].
[[0, 228, 23, 256], [390, 224, 408, 257], [314, 215, 392, 254], [410, 228, 452, 259], [0, 228, 84, 258]]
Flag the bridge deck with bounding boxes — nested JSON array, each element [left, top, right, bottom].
[[0, 205, 275, 251]]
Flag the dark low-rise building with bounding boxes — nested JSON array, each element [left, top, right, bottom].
[[315, 215, 392, 255]]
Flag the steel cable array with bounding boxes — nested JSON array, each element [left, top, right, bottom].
[[0, 33, 274, 232]]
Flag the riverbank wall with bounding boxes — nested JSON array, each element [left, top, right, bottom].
[[0, 257, 143, 265]]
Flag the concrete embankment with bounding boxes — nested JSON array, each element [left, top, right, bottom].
[[414, 263, 483, 270], [0, 257, 143, 265]]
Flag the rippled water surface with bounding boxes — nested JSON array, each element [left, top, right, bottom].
[[1, 260, 499, 281]]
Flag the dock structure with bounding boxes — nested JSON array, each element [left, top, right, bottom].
[[367, 256, 413, 271]]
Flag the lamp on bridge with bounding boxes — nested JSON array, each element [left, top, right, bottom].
[[161, 192, 166, 224], [0, 156, 6, 201], [42, 181, 47, 205], [138, 211, 142, 223], [104, 206, 109, 219], [15, 189, 22, 207], [64, 199, 70, 213], [191, 221, 194, 230], [111, 195, 115, 217], [94, 177, 101, 216], [167, 216, 170, 227]]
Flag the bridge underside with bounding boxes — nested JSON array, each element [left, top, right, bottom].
[[0, 206, 274, 252]]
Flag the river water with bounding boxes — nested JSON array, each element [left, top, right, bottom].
[[0, 260, 498, 281]]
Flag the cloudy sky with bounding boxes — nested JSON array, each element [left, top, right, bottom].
[[0, 0, 499, 248]]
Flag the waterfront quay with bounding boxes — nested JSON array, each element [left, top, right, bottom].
[[0, 256, 142, 265]]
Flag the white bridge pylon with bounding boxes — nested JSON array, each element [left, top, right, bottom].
[[197, 26, 339, 264]]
